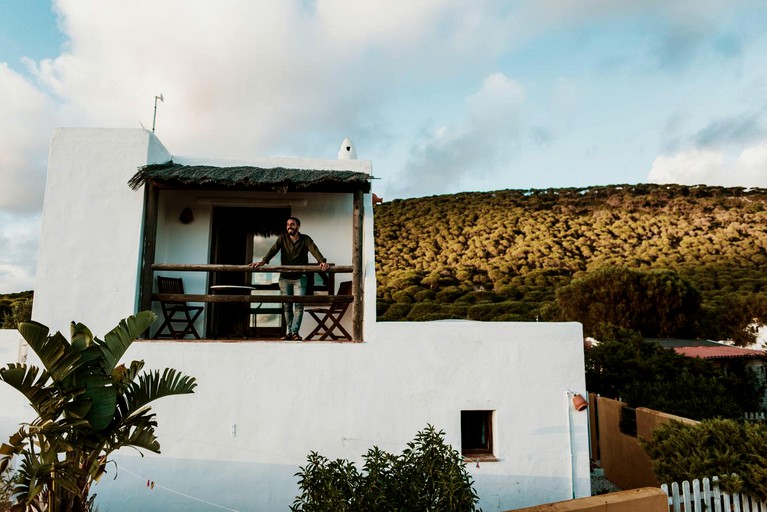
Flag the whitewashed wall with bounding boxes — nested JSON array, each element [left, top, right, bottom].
[[33, 128, 171, 335], [90, 320, 588, 512], [26, 128, 590, 512]]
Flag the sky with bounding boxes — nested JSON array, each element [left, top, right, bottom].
[[0, 0, 766, 294]]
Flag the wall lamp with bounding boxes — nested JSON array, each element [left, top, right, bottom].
[[179, 207, 194, 224]]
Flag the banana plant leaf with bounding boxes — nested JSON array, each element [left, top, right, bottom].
[[97, 311, 156, 372]]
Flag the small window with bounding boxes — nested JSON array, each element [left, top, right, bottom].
[[461, 410, 494, 457]]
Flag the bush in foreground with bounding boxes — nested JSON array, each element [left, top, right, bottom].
[[291, 425, 481, 512], [642, 419, 767, 500]]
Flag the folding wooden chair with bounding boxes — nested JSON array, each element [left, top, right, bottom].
[[154, 276, 204, 339], [305, 281, 353, 341]]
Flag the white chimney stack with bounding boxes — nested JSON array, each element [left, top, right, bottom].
[[338, 137, 357, 160]]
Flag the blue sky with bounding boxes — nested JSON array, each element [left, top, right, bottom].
[[1, 0, 766, 293]]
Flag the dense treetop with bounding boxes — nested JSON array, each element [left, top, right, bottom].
[[374, 184, 767, 343], [0, 291, 32, 329], [376, 184, 767, 276]]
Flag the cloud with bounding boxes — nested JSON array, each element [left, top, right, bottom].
[[0, 63, 54, 292], [388, 72, 526, 197], [22, 0, 516, 162], [0, 212, 41, 293], [693, 113, 766, 149], [0, 63, 56, 213], [656, 109, 767, 180], [648, 140, 767, 187]]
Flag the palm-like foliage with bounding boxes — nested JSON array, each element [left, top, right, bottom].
[[0, 311, 197, 512]]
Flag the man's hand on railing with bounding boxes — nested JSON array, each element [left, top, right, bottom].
[[249, 261, 265, 268], [319, 262, 329, 271]]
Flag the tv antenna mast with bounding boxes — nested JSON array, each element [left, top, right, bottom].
[[152, 94, 164, 132]]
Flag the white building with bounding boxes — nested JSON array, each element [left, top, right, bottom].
[[2, 128, 590, 511]]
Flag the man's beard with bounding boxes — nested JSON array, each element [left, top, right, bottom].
[[287, 227, 296, 235]]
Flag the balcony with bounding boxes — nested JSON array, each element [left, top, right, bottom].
[[148, 263, 360, 341]]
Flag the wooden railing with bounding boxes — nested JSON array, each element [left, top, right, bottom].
[[150, 264, 354, 304]]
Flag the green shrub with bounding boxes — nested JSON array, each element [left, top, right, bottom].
[[414, 289, 437, 302], [442, 304, 469, 318], [435, 286, 467, 303], [387, 270, 426, 290], [391, 285, 426, 304], [642, 419, 767, 500], [0, 296, 32, 329], [467, 301, 533, 321], [406, 303, 458, 321], [456, 290, 501, 304], [421, 268, 459, 288], [291, 425, 480, 512], [1, 467, 12, 511], [494, 284, 523, 300], [475, 290, 502, 303], [376, 300, 393, 318], [379, 303, 412, 321], [391, 291, 415, 304], [495, 313, 529, 321]]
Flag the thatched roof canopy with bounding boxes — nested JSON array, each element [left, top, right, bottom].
[[129, 161, 372, 193]]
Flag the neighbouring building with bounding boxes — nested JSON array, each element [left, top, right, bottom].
[[2, 128, 590, 511], [646, 338, 767, 409]]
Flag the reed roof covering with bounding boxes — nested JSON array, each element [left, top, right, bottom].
[[129, 161, 372, 193]]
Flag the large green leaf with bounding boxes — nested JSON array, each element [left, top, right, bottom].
[[80, 372, 117, 431], [0, 364, 55, 418], [0, 427, 28, 473], [124, 427, 161, 453], [111, 360, 145, 394], [109, 407, 160, 454], [70, 322, 94, 352], [118, 368, 196, 420], [97, 312, 156, 372], [17, 323, 82, 384]]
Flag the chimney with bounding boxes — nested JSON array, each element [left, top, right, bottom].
[[337, 137, 357, 160]]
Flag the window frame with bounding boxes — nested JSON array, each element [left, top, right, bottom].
[[461, 410, 497, 461]]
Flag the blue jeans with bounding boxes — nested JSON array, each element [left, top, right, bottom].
[[279, 275, 307, 335]]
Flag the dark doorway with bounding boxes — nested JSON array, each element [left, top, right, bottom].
[[207, 207, 289, 338]]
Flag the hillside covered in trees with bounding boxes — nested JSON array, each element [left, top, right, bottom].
[[374, 184, 767, 344], [0, 291, 32, 329]]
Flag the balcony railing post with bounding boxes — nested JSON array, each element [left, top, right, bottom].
[[139, 183, 159, 316], [352, 189, 364, 340]]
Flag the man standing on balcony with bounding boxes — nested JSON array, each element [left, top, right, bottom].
[[250, 217, 329, 340]]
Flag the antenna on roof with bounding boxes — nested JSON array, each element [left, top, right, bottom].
[[152, 94, 164, 133]]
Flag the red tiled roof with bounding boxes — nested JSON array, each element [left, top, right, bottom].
[[674, 346, 766, 360]]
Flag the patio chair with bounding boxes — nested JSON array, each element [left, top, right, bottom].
[[154, 276, 204, 339], [305, 281, 353, 341]]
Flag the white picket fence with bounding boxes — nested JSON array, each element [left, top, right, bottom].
[[744, 412, 767, 422], [661, 476, 767, 512]]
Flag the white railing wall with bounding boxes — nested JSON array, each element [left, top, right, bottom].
[[662, 476, 767, 512]]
